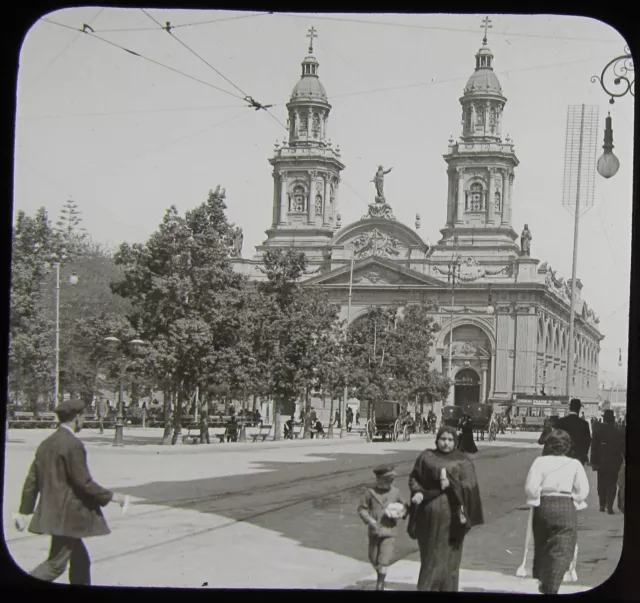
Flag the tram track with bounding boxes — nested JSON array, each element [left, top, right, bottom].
[[7, 445, 534, 568]]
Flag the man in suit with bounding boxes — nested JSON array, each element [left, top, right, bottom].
[[13, 399, 127, 585], [97, 397, 108, 434], [590, 409, 624, 514], [555, 398, 592, 465]]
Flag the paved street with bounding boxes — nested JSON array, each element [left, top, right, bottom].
[[4, 428, 622, 592]]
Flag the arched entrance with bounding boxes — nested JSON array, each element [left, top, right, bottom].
[[454, 368, 480, 406]]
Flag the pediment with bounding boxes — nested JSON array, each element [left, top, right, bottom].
[[304, 255, 448, 287]]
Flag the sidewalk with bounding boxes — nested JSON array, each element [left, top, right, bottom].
[[347, 466, 623, 593]]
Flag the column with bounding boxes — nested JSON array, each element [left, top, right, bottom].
[[508, 172, 515, 224], [279, 171, 288, 225], [484, 101, 490, 136], [333, 177, 340, 223], [307, 108, 313, 141], [272, 171, 278, 226], [324, 112, 329, 141], [446, 169, 454, 225], [308, 171, 316, 224], [487, 167, 496, 224], [456, 167, 465, 224], [323, 174, 331, 226], [501, 169, 510, 225], [481, 368, 487, 403], [293, 111, 299, 138]]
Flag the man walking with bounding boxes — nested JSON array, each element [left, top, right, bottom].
[[555, 398, 592, 465], [590, 409, 624, 514], [97, 397, 108, 434], [13, 399, 127, 585]]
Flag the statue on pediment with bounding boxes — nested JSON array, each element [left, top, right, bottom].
[[372, 165, 393, 202]]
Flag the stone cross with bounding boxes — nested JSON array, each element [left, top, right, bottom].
[[307, 26, 318, 53], [481, 16, 493, 44]]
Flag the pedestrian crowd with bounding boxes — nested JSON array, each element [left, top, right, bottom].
[[356, 397, 625, 593]]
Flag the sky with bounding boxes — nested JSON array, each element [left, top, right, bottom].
[[14, 10, 634, 387]]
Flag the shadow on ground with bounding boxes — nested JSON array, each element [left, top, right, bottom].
[[112, 446, 538, 572]]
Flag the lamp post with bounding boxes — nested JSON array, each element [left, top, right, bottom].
[[53, 263, 78, 407], [341, 247, 355, 438], [104, 337, 146, 447]]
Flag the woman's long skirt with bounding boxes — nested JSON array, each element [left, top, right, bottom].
[[532, 497, 577, 594], [416, 494, 465, 591]]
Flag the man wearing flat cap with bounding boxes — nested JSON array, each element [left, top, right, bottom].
[[14, 398, 127, 584], [590, 409, 624, 514], [555, 398, 591, 465]]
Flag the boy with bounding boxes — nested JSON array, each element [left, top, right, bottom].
[[357, 464, 408, 591]]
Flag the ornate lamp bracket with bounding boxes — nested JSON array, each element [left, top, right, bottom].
[[591, 46, 634, 104]]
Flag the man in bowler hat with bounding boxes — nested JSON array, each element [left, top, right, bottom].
[[590, 409, 624, 514], [555, 398, 592, 465], [13, 398, 127, 584]]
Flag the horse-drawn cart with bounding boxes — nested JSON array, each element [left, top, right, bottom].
[[364, 400, 409, 443], [441, 403, 496, 441]]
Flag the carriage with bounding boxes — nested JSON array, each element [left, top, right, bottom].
[[363, 400, 410, 443], [441, 403, 496, 441]]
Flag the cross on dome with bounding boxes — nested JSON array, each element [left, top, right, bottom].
[[481, 16, 492, 45], [307, 26, 318, 54]]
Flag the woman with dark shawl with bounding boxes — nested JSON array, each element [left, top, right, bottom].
[[525, 429, 589, 594], [457, 414, 478, 454], [408, 426, 484, 591]]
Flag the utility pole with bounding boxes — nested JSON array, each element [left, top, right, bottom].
[[341, 249, 355, 438]]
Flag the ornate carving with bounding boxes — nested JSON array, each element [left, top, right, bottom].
[[314, 195, 323, 215], [456, 167, 466, 176], [353, 269, 393, 285], [363, 202, 396, 220], [312, 113, 320, 137], [352, 228, 401, 259]]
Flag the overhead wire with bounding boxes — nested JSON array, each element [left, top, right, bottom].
[[89, 11, 270, 33], [27, 7, 105, 89], [41, 18, 245, 102], [275, 12, 623, 44], [140, 9, 287, 131]]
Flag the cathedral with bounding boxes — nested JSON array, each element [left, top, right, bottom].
[[232, 28, 603, 417]]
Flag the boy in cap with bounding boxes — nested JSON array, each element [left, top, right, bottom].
[[13, 398, 128, 585], [357, 463, 408, 590]]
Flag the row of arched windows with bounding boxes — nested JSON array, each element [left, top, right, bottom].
[[464, 182, 502, 213]]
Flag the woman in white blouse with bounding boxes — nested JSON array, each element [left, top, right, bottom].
[[524, 429, 589, 594]]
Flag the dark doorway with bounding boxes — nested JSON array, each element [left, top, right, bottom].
[[454, 368, 480, 406]]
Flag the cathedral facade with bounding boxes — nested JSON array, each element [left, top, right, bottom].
[[232, 31, 603, 416]]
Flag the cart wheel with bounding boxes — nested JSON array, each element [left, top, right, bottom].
[[403, 425, 410, 442], [365, 420, 374, 443]]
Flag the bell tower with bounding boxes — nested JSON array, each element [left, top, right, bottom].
[[256, 27, 345, 261], [430, 18, 520, 263]]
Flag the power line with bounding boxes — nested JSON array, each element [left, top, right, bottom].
[[140, 9, 287, 132], [91, 11, 270, 33], [276, 12, 623, 44], [330, 54, 616, 101], [28, 7, 105, 88], [19, 103, 246, 120], [41, 18, 245, 102]]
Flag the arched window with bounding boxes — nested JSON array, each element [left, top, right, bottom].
[[312, 113, 320, 137], [466, 182, 485, 211], [299, 113, 308, 135], [290, 185, 306, 212], [465, 107, 473, 132]]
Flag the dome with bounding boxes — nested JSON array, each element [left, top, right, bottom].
[[291, 75, 328, 101], [464, 68, 502, 95]]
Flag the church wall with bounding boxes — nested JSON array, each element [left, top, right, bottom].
[[494, 309, 513, 398], [514, 304, 538, 395]]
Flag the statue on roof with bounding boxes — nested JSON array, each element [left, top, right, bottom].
[[372, 165, 393, 203], [520, 224, 532, 256]]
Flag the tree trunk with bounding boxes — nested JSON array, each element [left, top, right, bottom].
[[199, 389, 210, 444], [328, 391, 335, 438], [303, 390, 312, 439], [161, 389, 173, 445], [252, 394, 258, 413], [171, 388, 184, 445], [274, 398, 281, 441]]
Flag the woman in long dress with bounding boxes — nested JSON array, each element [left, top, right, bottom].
[[524, 429, 589, 594], [458, 414, 478, 454], [409, 426, 484, 591]]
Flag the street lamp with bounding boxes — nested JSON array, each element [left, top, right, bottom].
[[104, 336, 146, 447], [53, 263, 79, 407], [596, 113, 620, 179]]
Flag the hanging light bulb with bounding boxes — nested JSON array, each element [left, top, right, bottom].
[[596, 112, 620, 178]]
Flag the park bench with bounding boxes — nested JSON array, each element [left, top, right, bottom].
[[9, 411, 36, 429], [250, 424, 272, 442], [213, 426, 234, 443], [284, 424, 303, 440], [310, 424, 330, 439], [182, 423, 209, 445], [83, 414, 99, 428], [36, 412, 58, 428]]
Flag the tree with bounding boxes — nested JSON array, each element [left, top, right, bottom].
[[343, 303, 449, 411], [9, 209, 57, 409], [54, 198, 88, 262], [110, 187, 246, 444]]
